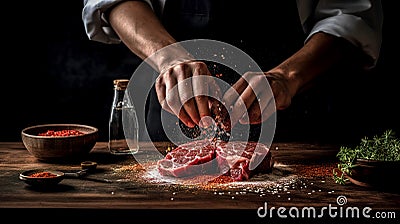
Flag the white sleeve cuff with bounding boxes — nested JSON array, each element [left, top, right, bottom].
[[306, 14, 382, 68], [82, 0, 153, 44]]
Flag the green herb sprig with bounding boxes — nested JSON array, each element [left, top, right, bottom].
[[333, 129, 400, 184]]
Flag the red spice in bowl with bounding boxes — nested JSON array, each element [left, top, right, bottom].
[[38, 129, 84, 137], [21, 124, 98, 162], [28, 171, 58, 178], [19, 169, 65, 187]]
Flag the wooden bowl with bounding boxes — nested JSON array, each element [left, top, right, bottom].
[[347, 158, 400, 192], [21, 124, 98, 162]]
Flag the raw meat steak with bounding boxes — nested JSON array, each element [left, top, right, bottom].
[[157, 140, 218, 177], [157, 139, 273, 181], [215, 141, 273, 181]]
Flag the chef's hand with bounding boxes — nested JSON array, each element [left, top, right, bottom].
[[221, 71, 298, 129], [155, 60, 221, 128]]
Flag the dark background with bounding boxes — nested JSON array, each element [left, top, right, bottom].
[[1, 1, 398, 145]]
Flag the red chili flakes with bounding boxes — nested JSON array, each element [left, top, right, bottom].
[[294, 162, 338, 178], [38, 129, 84, 137], [198, 175, 235, 190], [29, 171, 58, 178]]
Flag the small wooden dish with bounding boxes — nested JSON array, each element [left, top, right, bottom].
[[347, 158, 400, 192], [19, 169, 65, 187]]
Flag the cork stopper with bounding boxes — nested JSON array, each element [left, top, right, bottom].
[[113, 79, 129, 90]]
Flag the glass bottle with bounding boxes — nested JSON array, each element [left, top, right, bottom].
[[108, 79, 139, 155]]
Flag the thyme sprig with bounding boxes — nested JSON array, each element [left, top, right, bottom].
[[333, 129, 400, 185]]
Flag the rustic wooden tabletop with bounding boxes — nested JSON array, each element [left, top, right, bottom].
[[0, 141, 398, 223]]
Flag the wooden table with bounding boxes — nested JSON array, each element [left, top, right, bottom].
[[0, 142, 399, 223]]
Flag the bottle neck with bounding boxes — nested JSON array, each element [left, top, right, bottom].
[[112, 88, 127, 108]]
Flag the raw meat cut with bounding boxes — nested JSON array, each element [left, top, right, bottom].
[[157, 139, 273, 181], [157, 140, 217, 178], [215, 141, 273, 181]]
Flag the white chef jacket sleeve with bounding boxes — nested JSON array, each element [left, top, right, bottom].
[[298, 0, 383, 68], [82, 0, 154, 44]]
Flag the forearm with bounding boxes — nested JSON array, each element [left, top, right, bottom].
[[270, 32, 362, 97], [108, 1, 192, 71]]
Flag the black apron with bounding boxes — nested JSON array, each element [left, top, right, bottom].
[[145, 0, 305, 142]]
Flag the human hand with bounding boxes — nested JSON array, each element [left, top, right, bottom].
[[155, 60, 221, 128], [220, 71, 296, 129]]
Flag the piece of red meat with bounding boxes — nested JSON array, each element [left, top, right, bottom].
[[157, 140, 218, 177], [215, 141, 273, 181], [157, 139, 273, 181]]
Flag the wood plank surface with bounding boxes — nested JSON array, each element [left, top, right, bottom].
[[0, 141, 399, 223]]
